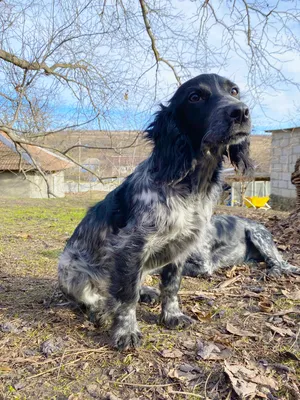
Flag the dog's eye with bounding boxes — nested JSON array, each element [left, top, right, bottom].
[[231, 87, 239, 96], [189, 93, 201, 102]]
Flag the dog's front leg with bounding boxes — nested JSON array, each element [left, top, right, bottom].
[[111, 302, 142, 351], [111, 259, 142, 350], [159, 263, 194, 329]]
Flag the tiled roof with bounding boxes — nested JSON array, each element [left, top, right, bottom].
[[0, 139, 31, 170], [0, 131, 74, 172]]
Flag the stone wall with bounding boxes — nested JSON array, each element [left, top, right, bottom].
[[271, 129, 300, 206]]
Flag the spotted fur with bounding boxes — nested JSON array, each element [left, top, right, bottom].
[[58, 73, 252, 350], [183, 215, 300, 277]]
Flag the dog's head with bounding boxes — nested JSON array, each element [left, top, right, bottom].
[[146, 73, 253, 181], [171, 74, 251, 148]]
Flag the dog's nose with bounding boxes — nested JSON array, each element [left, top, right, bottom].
[[228, 104, 249, 124]]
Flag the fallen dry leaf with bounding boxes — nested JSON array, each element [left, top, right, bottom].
[[258, 300, 274, 313], [224, 364, 256, 398], [282, 289, 300, 301], [277, 244, 288, 251], [196, 340, 231, 360], [0, 366, 12, 372], [226, 322, 258, 338], [265, 322, 295, 337], [197, 341, 220, 360], [224, 362, 278, 399], [189, 305, 214, 322], [225, 265, 238, 278], [179, 290, 216, 299], [14, 381, 26, 390], [182, 340, 196, 350], [0, 322, 19, 333], [167, 368, 181, 380], [218, 275, 242, 289], [168, 364, 201, 385], [161, 349, 183, 359], [41, 337, 64, 357]]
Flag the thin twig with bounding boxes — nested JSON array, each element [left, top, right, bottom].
[[108, 381, 177, 388], [25, 348, 109, 380], [169, 390, 204, 399], [204, 370, 213, 399], [25, 358, 81, 380], [64, 348, 109, 356], [138, 0, 181, 85], [56, 350, 66, 379]]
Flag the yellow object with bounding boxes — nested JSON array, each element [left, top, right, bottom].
[[244, 196, 270, 208]]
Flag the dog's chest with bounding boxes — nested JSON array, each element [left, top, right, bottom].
[[143, 194, 211, 268], [164, 196, 202, 237]]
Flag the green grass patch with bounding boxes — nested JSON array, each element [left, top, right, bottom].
[[40, 249, 63, 259]]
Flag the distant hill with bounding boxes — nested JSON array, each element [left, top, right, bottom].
[[34, 130, 271, 181], [36, 130, 151, 180]]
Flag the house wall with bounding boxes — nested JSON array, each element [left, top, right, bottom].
[[64, 177, 123, 194], [30, 171, 65, 198], [0, 172, 32, 197], [270, 129, 300, 210], [0, 171, 65, 198]]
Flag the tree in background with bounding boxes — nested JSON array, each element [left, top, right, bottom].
[[0, 0, 299, 184]]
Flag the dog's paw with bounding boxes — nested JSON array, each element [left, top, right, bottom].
[[160, 312, 194, 330], [112, 329, 142, 351], [267, 267, 282, 278], [279, 263, 300, 275], [139, 286, 160, 305], [267, 262, 300, 278]]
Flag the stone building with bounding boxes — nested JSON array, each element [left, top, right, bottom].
[[0, 131, 74, 198], [267, 127, 300, 210]]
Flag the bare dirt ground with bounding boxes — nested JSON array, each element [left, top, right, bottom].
[[0, 198, 299, 400]]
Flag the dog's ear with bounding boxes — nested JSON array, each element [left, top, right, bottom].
[[146, 105, 194, 184], [228, 138, 254, 175], [145, 104, 168, 144]]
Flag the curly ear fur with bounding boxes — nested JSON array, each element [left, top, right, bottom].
[[228, 139, 254, 175], [146, 105, 195, 184]]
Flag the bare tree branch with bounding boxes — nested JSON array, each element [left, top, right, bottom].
[[138, 0, 181, 85], [0, 49, 87, 74], [0, 0, 299, 193]]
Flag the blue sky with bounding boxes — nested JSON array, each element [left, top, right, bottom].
[[1, 0, 299, 135], [101, 1, 300, 134]]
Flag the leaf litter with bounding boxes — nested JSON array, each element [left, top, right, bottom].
[[0, 199, 300, 399], [224, 361, 278, 399]]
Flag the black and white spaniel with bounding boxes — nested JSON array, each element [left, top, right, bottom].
[[58, 74, 252, 350]]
